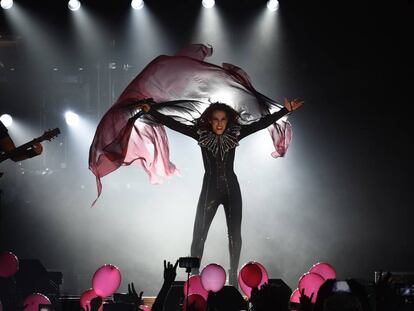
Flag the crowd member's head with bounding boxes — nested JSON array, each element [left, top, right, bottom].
[[250, 283, 291, 311], [346, 279, 372, 311], [207, 285, 247, 311], [314, 279, 336, 311], [314, 280, 368, 311], [323, 292, 363, 311]]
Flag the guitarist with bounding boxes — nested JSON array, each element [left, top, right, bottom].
[[0, 120, 43, 164]]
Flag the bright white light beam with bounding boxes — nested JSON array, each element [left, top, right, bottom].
[[131, 0, 144, 10], [0, 0, 13, 10], [68, 0, 81, 11], [202, 0, 215, 9], [0, 114, 13, 127], [267, 0, 279, 11], [65, 111, 80, 126]]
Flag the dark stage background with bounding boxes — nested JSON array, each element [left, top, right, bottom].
[[0, 0, 413, 295]]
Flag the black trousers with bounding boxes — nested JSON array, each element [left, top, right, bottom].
[[190, 173, 242, 281]]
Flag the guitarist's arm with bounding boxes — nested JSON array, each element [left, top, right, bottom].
[[1, 121, 44, 162], [0, 141, 43, 163], [0, 120, 16, 153], [0, 127, 58, 163], [10, 142, 43, 162]]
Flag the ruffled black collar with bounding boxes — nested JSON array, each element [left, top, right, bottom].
[[197, 125, 241, 160]]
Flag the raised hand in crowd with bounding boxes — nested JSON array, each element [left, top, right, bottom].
[[151, 259, 179, 311], [299, 288, 314, 311], [126, 282, 144, 308], [164, 259, 178, 285]]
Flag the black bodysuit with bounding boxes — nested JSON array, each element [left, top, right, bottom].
[[148, 107, 288, 284]]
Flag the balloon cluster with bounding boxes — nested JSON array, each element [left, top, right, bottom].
[[183, 263, 226, 311], [290, 262, 336, 307], [0, 252, 54, 311], [80, 264, 122, 311], [0, 252, 124, 311], [182, 261, 270, 309]]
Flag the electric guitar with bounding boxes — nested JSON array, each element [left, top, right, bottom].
[[0, 128, 61, 163]]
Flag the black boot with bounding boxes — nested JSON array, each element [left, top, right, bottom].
[[228, 269, 238, 289]]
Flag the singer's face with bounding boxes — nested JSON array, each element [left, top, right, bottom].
[[210, 110, 228, 135]]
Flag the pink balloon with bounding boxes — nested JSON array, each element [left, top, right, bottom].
[[0, 252, 19, 278], [298, 272, 325, 303], [184, 275, 209, 300], [240, 262, 262, 288], [290, 288, 301, 303], [23, 293, 51, 311], [200, 264, 226, 293], [0, 300, 3, 311], [92, 264, 122, 297], [238, 261, 269, 298], [139, 305, 151, 311], [183, 294, 207, 311], [309, 262, 336, 280], [80, 288, 103, 311]]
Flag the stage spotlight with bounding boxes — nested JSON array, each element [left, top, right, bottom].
[[0, 0, 13, 10], [68, 0, 81, 11], [202, 0, 215, 9], [65, 111, 80, 126], [131, 0, 144, 10], [0, 114, 13, 127], [267, 0, 279, 11]]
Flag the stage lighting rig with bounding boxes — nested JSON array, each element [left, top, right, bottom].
[[131, 0, 144, 10], [64, 111, 79, 126], [0, 114, 13, 127], [202, 0, 215, 8], [267, 0, 279, 11], [68, 0, 81, 11], [0, 0, 13, 10]]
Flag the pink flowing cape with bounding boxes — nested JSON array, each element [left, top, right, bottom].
[[89, 44, 292, 206]]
